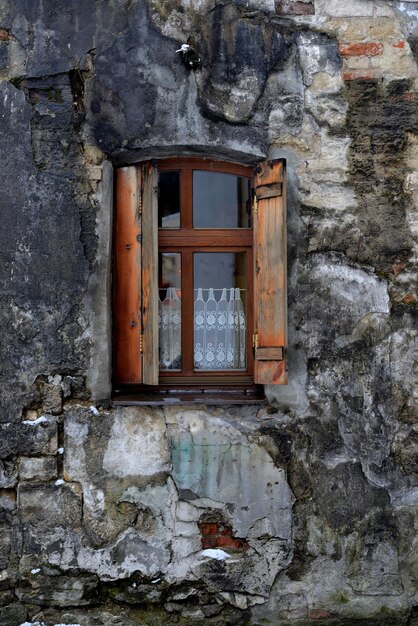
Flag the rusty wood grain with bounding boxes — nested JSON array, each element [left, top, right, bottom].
[[255, 347, 284, 361], [113, 166, 142, 383], [254, 159, 288, 385], [141, 162, 159, 385]]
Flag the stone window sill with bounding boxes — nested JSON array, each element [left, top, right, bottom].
[[112, 388, 266, 406]]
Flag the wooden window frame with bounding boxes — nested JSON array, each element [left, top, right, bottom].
[[112, 157, 287, 404], [157, 158, 254, 387]]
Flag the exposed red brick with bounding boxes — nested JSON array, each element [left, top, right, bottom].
[[216, 535, 249, 551], [339, 42, 384, 57], [402, 293, 417, 305], [0, 28, 10, 41], [392, 260, 406, 274], [401, 92, 416, 101], [309, 609, 332, 619], [275, 0, 315, 15], [201, 536, 217, 549], [388, 92, 416, 102], [198, 518, 249, 551], [199, 523, 219, 536], [393, 41, 405, 49], [342, 69, 376, 81]]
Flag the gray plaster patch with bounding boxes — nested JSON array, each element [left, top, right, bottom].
[[167, 410, 294, 538], [103, 408, 170, 477]]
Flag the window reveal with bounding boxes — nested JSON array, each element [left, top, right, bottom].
[[113, 158, 287, 390]]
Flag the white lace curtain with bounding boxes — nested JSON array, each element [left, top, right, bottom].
[[194, 287, 246, 370], [159, 287, 181, 370], [158, 287, 246, 371]]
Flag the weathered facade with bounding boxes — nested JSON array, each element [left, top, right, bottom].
[[0, 0, 417, 624]]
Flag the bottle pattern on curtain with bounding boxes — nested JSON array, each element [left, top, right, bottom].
[[194, 287, 246, 370], [158, 288, 246, 371]]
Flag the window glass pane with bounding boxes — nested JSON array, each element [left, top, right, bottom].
[[159, 252, 181, 371], [193, 171, 251, 228], [158, 171, 180, 228], [194, 252, 246, 371]]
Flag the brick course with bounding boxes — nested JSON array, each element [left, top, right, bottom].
[[198, 519, 249, 552], [339, 42, 384, 57]]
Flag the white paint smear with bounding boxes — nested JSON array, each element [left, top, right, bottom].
[[22, 416, 48, 426], [201, 548, 231, 560]]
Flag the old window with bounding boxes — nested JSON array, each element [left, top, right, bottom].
[[113, 158, 287, 402]]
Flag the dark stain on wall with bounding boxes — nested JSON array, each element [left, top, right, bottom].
[[345, 79, 417, 272]]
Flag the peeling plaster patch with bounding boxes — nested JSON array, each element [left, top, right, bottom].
[[103, 408, 170, 477], [311, 258, 390, 319], [167, 410, 294, 538], [48, 527, 170, 581]]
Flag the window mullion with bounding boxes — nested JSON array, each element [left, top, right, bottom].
[[182, 168, 193, 229], [182, 250, 194, 374]]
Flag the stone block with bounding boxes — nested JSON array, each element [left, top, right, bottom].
[[309, 608, 332, 619], [297, 33, 341, 85], [17, 481, 82, 527], [0, 490, 16, 528], [16, 573, 98, 606], [19, 456, 57, 481], [319, 0, 373, 17], [88, 165, 103, 181], [329, 17, 400, 43], [0, 460, 17, 488], [305, 89, 348, 129], [275, 0, 315, 15], [171, 535, 202, 559], [42, 383, 62, 414], [0, 601, 27, 626], [343, 56, 372, 70], [0, 418, 58, 458], [374, 1, 395, 17], [0, 29, 10, 41], [0, 529, 11, 569], [175, 500, 200, 522], [24, 410, 38, 421], [348, 540, 403, 595]]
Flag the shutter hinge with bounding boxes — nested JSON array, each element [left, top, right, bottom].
[[139, 333, 144, 354], [253, 195, 258, 214], [252, 333, 258, 350]]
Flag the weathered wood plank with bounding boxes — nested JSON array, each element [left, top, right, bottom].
[[141, 162, 159, 385], [113, 166, 142, 383], [255, 347, 284, 361], [255, 360, 287, 385], [253, 159, 288, 385], [255, 182, 283, 199]]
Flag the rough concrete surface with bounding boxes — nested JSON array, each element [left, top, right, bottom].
[[0, 0, 417, 624]]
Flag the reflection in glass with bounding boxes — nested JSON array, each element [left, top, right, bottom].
[[194, 252, 246, 370], [159, 252, 181, 370], [158, 171, 180, 228], [193, 171, 251, 228]]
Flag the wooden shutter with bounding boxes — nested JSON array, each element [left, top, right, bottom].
[[141, 162, 159, 385], [113, 166, 143, 384], [253, 159, 287, 385], [113, 163, 159, 386]]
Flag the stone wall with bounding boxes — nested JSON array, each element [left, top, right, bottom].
[[0, 1, 417, 624]]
